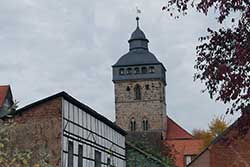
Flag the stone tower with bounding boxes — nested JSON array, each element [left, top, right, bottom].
[[112, 17, 167, 144]]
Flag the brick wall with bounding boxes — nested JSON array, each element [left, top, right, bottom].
[[210, 115, 250, 167], [189, 114, 250, 167], [0, 97, 62, 166], [166, 139, 203, 167]]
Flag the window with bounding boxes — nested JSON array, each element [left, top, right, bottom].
[[184, 155, 196, 166], [95, 150, 102, 167], [145, 84, 150, 90], [130, 118, 136, 131], [142, 119, 149, 131], [78, 144, 83, 167], [68, 141, 73, 167], [134, 67, 140, 74], [119, 68, 125, 75], [141, 67, 147, 74], [107, 157, 111, 167], [127, 68, 132, 75], [134, 84, 141, 100], [149, 66, 155, 73], [126, 86, 130, 91]]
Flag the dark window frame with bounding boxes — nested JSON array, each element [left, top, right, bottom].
[[134, 67, 140, 74], [127, 68, 132, 75], [78, 144, 83, 167], [107, 157, 111, 166], [119, 68, 125, 75], [141, 67, 147, 74], [95, 150, 102, 167], [142, 119, 149, 131], [68, 141, 74, 167], [134, 84, 141, 100], [126, 86, 130, 91], [130, 118, 136, 131], [149, 66, 155, 73]]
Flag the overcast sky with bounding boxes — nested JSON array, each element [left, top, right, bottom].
[[0, 0, 240, 132]]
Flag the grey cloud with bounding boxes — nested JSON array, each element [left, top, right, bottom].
[[0, 0, 239, 132]]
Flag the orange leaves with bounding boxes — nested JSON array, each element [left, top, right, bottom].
[[193, 115, 229, 149]]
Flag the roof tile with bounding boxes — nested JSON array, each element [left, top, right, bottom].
[[166, 116, 193, 139]]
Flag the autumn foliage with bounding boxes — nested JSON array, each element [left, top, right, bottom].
[[163, 0, 250, 114], [193, 116, 229, 149]]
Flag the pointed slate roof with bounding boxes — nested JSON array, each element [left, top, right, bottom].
[[113, 17, 162, 67]]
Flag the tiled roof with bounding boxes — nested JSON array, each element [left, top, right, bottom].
[[165, 116, 203, 167], [187, 115, 242, 167], [0, 85, 10, 107], [166, 116, 193, 139]]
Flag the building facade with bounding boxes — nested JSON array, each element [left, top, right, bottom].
[[62, 93, 126, 167], [0, 90, 126, 167], [113, 17, 167, 146], [113, 18, 203, 167], [188, 112, 250, 167]]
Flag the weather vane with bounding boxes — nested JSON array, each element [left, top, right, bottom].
[[136, 6, 141, 16], [136, 6, 141, 27]]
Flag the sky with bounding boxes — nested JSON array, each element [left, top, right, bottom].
[[0, 0, 240, 132]]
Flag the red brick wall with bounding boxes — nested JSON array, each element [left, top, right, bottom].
[[166, 139, 203, 167], [0, 97, 62, 166], [189, 114, 250, 167]]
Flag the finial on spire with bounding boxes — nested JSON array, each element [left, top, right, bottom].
[[136, 17, 139, 28]]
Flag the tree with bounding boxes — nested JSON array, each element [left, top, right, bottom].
[[193, 116, 229, 149], [163, 0, 250, 114]]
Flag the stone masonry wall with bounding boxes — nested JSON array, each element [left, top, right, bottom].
[[115, 80, 166, 132], [0, 97, 62, 167]]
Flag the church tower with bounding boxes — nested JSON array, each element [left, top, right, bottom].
[[112, 17, 167, 143]]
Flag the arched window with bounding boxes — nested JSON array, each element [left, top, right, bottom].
[[134, 67, 140, 74], [126, 86, 130, 91], [119, 68, 125, 75], [149, 66, 155, 73], [142, 119, 149, 131], [134, 84, 141, 100], [127, 68, 132, 75], [130, 118, 136, 131], [141, 67, 147, 74]]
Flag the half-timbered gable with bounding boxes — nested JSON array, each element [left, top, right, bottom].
[[61, 93, 126, 167], [0, 91, 126, 167]]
